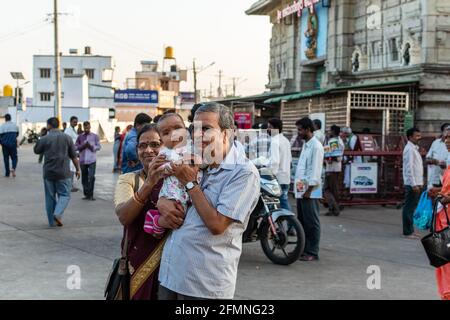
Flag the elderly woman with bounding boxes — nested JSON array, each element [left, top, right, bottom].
[[428, 130, 450, 300], [114, 124, 183, 300]]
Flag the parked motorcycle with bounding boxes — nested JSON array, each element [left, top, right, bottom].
[[243, 167, 305, 265], [19, 129, 40, 146]]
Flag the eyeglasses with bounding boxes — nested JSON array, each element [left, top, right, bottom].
[[137, 142, 162, 150]]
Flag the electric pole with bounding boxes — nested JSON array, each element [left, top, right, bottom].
[[53, 0, 62, 125], [193, 59, 198, 103], [232, 77, 238, 97], [217, 70, 223, 98]]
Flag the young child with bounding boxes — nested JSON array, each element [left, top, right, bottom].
[[143, 113, 201, 236]]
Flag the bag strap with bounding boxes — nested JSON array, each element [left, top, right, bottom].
[[121, 171, 142, 259], [431, 197, 450, 233]]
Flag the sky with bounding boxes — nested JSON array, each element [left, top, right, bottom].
[[0, 0, 271, 98]]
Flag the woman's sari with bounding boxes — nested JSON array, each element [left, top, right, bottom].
[[117, 173, 164, 300], [436, 165, 450, 300]]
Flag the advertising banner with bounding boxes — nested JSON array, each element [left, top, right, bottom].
[[350, 163, 378, 194], [234, 112, 252, 129]]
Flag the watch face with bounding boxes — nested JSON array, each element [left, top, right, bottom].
[[186, 182, 194, 190]]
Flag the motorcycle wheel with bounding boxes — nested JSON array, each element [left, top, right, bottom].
[[260, 215, 305, 265]]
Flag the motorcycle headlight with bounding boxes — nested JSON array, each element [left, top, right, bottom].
[[265, 183, 281, 197]]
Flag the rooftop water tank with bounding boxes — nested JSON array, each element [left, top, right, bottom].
[[165, 46, 174, 59], [3, 85, 13, 97]]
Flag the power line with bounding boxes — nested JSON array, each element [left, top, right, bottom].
[[81, 21, 159, 58], [0, 21, 51, 43]]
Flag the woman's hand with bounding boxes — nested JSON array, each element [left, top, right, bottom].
[[438, 194, 450, 205], [146, 155, 168, 187], [157, 198, 185, 229], [428, 187, 441, 199]]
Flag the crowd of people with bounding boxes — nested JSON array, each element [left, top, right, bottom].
[[1, 104, 449, 300]]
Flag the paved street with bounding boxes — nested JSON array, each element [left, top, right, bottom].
[[0, 143, 439, 300]]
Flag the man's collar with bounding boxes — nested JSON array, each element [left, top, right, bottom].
[[305, 136, 316, 146], [207, 143, 240, 173], [407, 141, 419, 149]]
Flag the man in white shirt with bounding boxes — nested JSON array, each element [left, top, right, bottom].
[[64, 116, 79, 192], [426, 123, 450, 189], [341, 127, 361, 188], [402, 127, 424, 239], [268, 118, 293, 211], [294, 117, 324, 261], [323, 125, 345, 216], [313, 119, 325, 145]]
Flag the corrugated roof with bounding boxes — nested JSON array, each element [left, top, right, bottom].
[[264, 80, 419, 104]]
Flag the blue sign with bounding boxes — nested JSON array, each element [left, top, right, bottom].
[[300, 4, 328, 61], [114, 89, 158, 104]]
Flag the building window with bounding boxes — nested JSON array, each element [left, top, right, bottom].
[[390, 38, 399, 62], [40, 68, 51, 78], [40, 92, 52, 102], [85, 69, 95, 79], [64, 68, 74, 77]]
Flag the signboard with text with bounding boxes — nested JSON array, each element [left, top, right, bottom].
[[234, 112, 252, 129], [114, 89, 158, 105], [350, 163, 378, 194]]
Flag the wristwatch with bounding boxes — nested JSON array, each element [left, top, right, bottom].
[[185, 181, 199, 192]]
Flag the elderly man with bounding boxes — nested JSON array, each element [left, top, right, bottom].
[[157, 103, 260, 300]]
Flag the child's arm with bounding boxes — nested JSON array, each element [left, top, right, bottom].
[[144, 209, 165, 237]]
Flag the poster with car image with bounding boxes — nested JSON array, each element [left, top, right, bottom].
[[350, 163, 378, 194]]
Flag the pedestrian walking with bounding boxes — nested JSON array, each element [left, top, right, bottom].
[[294, 117, 324, 261], [122, 113, 152, 174], [157, 103, 260, 300], [402, 127, 424, 239], [75, 121, 101, 201], [34, 117, 80, 227], [323, 125, 345, 216], [64, 116, 80, 192], [113, 126, 121, 173], [426, 123, 450, 189], [0, 114, 19, 177], [38, 127, 47, 164], [267, 118, 292, 211]]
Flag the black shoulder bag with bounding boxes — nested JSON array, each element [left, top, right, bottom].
[[104, 173, 140, 300], [421, 197, 450, 268]]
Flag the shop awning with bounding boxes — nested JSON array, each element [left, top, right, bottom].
[[264, 89, 328, 104], [264, 80, 419, 104]]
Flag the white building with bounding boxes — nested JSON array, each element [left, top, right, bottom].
[[16, 47, 117, 140]]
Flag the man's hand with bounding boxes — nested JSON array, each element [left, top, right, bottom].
[[413, 186, 422, 194], [171, 163, 199, 186], [157, 198, 185, 229], [303, 190, 312, 199], [76, 170, 81, 180], [128, 160, 139, 168]]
